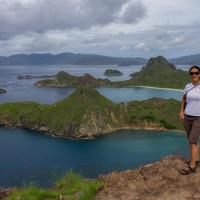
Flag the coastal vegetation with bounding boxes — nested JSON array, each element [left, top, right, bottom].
[[0, 86, 183, 139], [128, 56, 190, 89]]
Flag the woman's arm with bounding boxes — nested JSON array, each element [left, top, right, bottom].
[[179, 94, 186, 120]]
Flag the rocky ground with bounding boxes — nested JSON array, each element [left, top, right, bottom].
[[94, 156, 200, 200], [1, 156, 200, 200]]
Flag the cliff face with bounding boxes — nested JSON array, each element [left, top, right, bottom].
[[95, 156, 200, 200]]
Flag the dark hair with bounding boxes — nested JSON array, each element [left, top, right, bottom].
[[189, 65, 200, 73]]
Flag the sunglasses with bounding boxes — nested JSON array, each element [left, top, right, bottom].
[[190, 72, 200, 76]]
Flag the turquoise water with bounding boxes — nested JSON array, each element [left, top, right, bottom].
[[0, 127, 189, 188], [97, 87, 182, 102]]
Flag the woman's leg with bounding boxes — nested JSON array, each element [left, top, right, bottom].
[[188, 117, 200, 167], [189, 143, 199, 161], [183, 116, 193, 160], [190, 144, 198, 168]]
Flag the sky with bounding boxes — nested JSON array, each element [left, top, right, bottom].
[[0, 0, 200, 58]]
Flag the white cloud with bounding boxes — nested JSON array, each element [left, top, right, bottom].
[[0, 0, 146, 39], [0, 0, 200, 57], [135, 42, 149, 51]]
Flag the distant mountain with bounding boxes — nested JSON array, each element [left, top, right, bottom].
[[2, 52, 200, 66], [0, 53, 147, 65], [170, 54, 200, 65]]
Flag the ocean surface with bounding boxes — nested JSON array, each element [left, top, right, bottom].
[[0, 64, 189, 187]]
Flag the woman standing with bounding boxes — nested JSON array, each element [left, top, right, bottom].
[[179, 65, 200, 175]]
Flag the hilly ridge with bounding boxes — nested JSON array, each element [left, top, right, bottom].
[[0, 86, 183, 139]]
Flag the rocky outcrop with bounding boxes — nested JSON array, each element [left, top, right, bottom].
[[95, 155, 200, 200], [0, 88, 6, 94], [2, 156, 200, 200]]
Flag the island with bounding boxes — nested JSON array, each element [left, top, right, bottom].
[[34, 56, 190, 90], [103, 69, 123, 76], [0, 85, 183, 139], [1, 155, 199, 200], [128, 55, 190, 89], [0, 88, 6, 94]]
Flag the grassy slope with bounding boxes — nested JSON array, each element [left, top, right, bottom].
[[126, 98, 182, 130], [5, 170, 103, 200], [0, 86, 119, 136], [126, 69, 190, 89], [115, 56, 190, 89]]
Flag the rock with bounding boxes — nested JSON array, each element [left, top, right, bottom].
[[94, 156, 200, 200]]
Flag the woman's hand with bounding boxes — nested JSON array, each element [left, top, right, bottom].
[[179, 111, 184, 120]]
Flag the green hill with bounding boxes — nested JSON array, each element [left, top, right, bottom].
[[127, 56, 190, 89], [0, 86, 183, 139]]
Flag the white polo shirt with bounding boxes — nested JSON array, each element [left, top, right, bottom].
[[183, 82, 200, 116]]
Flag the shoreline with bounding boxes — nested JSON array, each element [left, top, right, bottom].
[[0, 123, 185, 140], [132, 85, 184, 92]]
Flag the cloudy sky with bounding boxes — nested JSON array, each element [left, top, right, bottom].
[[0, 0, 200, 58]]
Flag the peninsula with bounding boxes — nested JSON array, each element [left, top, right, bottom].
[[0, 86, 183, 139], [34, 56, 190, 90]]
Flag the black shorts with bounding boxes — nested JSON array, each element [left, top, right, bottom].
[[183, 114, 200, 144]]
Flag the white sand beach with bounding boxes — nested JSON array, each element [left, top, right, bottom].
[[132, 85, 184, 92]]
